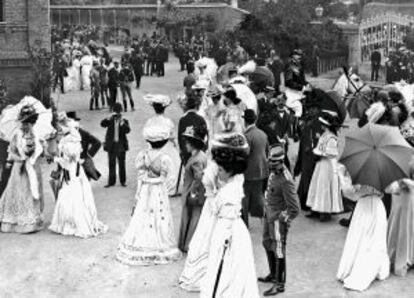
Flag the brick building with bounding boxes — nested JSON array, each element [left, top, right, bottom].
[[0, 0, 50, 103]]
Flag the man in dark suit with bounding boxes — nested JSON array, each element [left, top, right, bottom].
[[243, 109, 269, 227], [100, 103, 131, 187], [107, 61, 120, 112], [67, 111, 102, 180], [257, 93, 293, 170], [130, 49, 144, 89], [371, 48, 381, 81], [178, 92, 208, 165]]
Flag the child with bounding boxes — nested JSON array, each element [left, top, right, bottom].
[[116, 124, 181, 265], [259, 144, 300, 296], [178, 125, 208, 253]]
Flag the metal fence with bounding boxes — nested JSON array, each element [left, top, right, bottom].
[[317, 55, 347, 75]]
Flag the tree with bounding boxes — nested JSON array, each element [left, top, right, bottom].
[[233, 0, 348, 67]]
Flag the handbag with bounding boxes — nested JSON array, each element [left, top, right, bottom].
[[82, 155, 101, 181]]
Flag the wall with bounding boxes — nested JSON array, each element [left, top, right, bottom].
[[0, 0, 50, 102]]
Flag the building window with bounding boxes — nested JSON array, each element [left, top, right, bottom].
[[0, 0, 4, 23]]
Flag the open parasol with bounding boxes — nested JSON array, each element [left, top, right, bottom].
[[249, 66, 275, 90], [312, 88, 347, 124], [230, 83, 258, 114], [0, 96, 55, 142], [340, 124, 414, 191]]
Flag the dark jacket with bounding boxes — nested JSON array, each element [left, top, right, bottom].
[[178, 110, 208, 164], [265, 168, 300, 223], [107, 67, 119, 89], [285, 60, 307, 91], [244, 125, 269, 181], [371, 50, 381, 65], [101, 115, 131, 152], [79, 128, 101, 159], [130, 55, 144, 74], [257, 108, 293, 146], [119, 67, 134, 84]]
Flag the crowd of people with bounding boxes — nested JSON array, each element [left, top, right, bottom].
[[2, 30, 414, 297], [386, 46, 414, 84]]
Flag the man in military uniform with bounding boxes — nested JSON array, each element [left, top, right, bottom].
[[259, 145, 300, 296]]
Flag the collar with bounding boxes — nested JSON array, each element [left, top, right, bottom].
[[183, 109, 197, 117], [245, 124, 255, 133]]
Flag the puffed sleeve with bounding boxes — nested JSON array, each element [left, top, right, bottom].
[[160, 155, 174, 192], [324, 137, 339, 157]]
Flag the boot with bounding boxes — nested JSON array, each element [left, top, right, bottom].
[[263, 258, 285, 296], [258, 250, 276, 283]]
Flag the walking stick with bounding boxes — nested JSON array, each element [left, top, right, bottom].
[[171, 160, 183, 198], [212, 239, 230, 298]]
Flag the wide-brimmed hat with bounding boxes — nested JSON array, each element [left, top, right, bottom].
[[182, 125, 207, 145], [318, 116, 332, 127], [66, 111, 81, 121], [207, 85, 223, 98], [143, 124, 170, 143], [293, 49, 304, 56], [269, 144, 285, 162], [211, 133, 250, 163], [192, 81, 209, 90], [143, 94, 172, 107]]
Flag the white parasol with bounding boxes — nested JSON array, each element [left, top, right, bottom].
[[231, 84, 258, 114], [0, 96, 55, 142]]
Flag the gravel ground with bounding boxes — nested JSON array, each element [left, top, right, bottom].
[[0, 57, 413, 298]]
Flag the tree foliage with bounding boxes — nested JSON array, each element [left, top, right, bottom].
[[233, 0, 348, 63]]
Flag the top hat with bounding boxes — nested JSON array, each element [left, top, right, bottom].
[[66, 111, 81, 121]]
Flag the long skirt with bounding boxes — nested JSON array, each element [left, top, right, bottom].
[[0, 161, 43, 233], [49, 168, 108, 238], [178, 203, 202, 253], [117, 180, 181, 265], [387, 190, 414, 276], [200, 218, 260, 298], [179, 197, 217, 292], [337, 196, 389, 291], [307, 158, 343, 213]]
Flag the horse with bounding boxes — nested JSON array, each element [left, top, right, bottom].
[[332, 70, 371, 119]]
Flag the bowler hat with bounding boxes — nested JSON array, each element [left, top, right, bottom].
[[243, 109, 257, 124], [66, 111, 81, 121]]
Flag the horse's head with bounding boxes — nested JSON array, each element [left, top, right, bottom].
[[347, 73, 365, 95], [332, 72, 365, 98]]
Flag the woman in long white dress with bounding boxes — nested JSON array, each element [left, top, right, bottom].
[[80, 54, 93, 90], [386, 178, 414, 277], [179, 160, 221, 292], [49, 119, 108, 238], [200, 133, 259, 298], [0, 105, 44, 233], [306, 114, 343, 221], [222, 88, 247, 134], [116, 124, 181, 266], [64, 54, 81, 92], [337, 167, 389, 291], [143, 94, 180, 195]]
